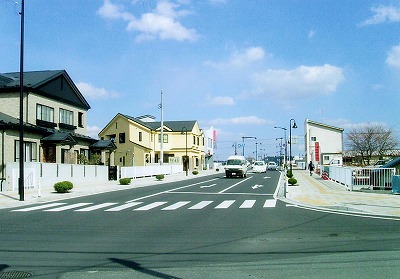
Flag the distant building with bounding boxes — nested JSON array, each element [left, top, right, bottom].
[[99, 113, 206, 171], [304, 119, 344, 172]]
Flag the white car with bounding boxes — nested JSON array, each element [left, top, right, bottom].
[[267, 162, 278, 170], [225, 155, 248, 178], [252, 161, 267, 173]]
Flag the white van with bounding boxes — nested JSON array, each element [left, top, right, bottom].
[[225, 155, 248, 178]]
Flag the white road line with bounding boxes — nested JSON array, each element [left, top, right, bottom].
[[263, 199, 277, 208], [44, 203, 93, 212], [161, 201, 191, 211], [134, 202, 168, 211], [105, 202, 143, 212], [12, 203, 67, 212], [215, 200, 235, 209], [219, 177, 252, 193], [188, 201, 213, 210], [239, 200, 256, 208], [125, 178, 219, 203], [75, 203, 118, 212]]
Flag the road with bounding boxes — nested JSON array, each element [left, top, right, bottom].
[[1, 171, 399, 278]]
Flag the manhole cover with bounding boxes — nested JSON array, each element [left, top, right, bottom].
[[0, 271, 32, 279]]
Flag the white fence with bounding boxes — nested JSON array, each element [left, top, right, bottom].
[[328, 166, 396, 191], [4, 162, 109, 192], [120, 164, 184, 179]]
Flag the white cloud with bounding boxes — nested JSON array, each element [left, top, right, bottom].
[[97, 0, 198, 42], [210, 116, 271, 126], [206, 96, 235, 106], [205, 46, 267, 69], [360, 5, 400, 26], [77, 82, 120, 100], [386, 44, 400, 68], [87, 126, 101, 138], [250, 64, 344, 99], [308, 30, 316, 39]]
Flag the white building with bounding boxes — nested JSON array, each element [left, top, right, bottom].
[[304, 119, 344, 173]]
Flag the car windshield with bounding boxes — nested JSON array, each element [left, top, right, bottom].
[[255, 162, 264, 166], [227, 159, 243, 165]]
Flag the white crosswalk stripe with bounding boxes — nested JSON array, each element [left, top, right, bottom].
[[188, 201, 213, 210], [11, 199, 277, 213], [134, 202, 168, 211], [12, 203, 67, 212], [161, 201, 191, 211], [44, 203, 93, 212], [75, 203, 118, 212], [263, 199, 277, 208], [104, 202, 143, 212], [215, 200, 236, 209], [239, 200, 256, 208]]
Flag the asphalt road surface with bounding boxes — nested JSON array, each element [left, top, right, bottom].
[[1, 171, 399, 278]]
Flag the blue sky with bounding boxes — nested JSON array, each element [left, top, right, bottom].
[[1, 0, 400, 161]]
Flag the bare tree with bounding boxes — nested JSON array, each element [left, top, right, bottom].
[[346, 125, 398, 166]]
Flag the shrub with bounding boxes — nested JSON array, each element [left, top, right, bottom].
[[54, 181, 73, 193], [192, 170, 199, 175], [288, 177, 297, 185], [156, 174, 165, 180], [286, 170, 293, 178], [119, 178, 131, 185]]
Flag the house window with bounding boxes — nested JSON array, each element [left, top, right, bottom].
[[36, 104, 54, 122], [59, 109, 73, 125], [78, 112, 84, 128], [119, 133, 125, 143], [139, 132, 142, 142], [193, 136, 196, 145], [158, 134, 168, 143], [15, 141, 37, 162]]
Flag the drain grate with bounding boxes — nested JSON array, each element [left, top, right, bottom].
[[0, 271, 32, 279]]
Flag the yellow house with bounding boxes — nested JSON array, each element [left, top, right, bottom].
[[99, 114, 204, 171]]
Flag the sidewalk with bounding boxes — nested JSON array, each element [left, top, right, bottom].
[[285, 169, 400, 218]]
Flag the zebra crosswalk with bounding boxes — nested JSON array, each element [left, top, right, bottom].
[[11, 199, 277, 213]]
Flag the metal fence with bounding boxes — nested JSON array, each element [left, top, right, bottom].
[[328, 166, 396, 191]]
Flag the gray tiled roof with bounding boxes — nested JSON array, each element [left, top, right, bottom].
[[0, 70, 90, 110]]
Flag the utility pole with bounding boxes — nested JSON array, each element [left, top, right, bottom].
[[159, 90, 164, 165], [19, 0, 25, 201]]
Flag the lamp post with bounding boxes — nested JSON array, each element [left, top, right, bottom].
[[242, 136, 256, 157], [255, 142, 262, 161], [275, 137, 283, 168], [289, 119, 298, 172], [181, 127, 188, 176], [274, 126, 287, 169], [18, 0, 25, 201]]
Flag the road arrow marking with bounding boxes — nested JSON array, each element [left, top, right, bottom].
[[252, 184, 264, 189], [200, 184, 216, 188]]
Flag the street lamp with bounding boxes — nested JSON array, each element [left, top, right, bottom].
[[274, 126, 287, 168], [275, 137, 283, 167], [241, 136, 256, 157], [255, 142, 262, 161], [289, 119, 298, 172], [181, 127, 188, 176]]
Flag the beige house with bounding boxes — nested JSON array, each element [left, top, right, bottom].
[[0, 70, 114, 180], [99, 114, 205, 171]]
